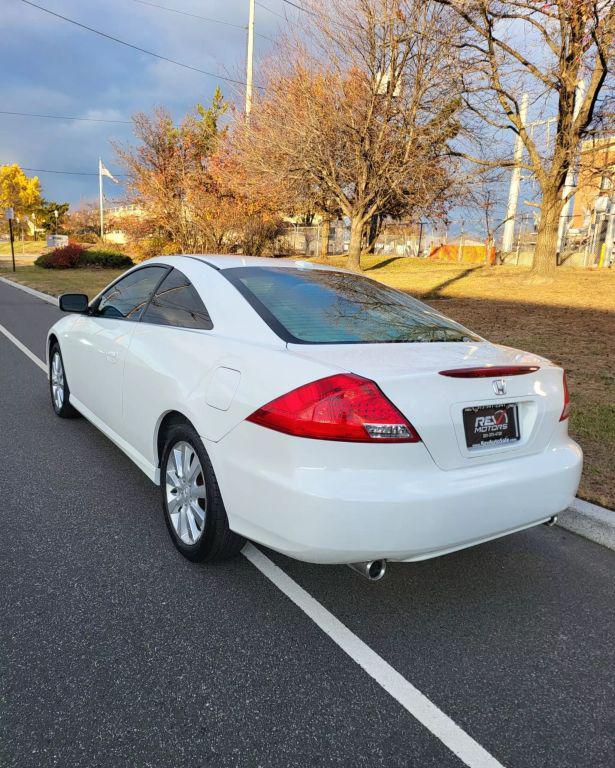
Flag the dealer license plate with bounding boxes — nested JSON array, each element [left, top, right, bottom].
[[463, 403, 520, 448]]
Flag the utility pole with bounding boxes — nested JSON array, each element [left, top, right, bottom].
[[502, 93, 529, 253], [245, 0, 255, 116]]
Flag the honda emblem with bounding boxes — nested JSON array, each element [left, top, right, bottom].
[[493, 379, 507, 396]]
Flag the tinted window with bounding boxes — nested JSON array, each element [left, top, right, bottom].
[[97, 266, 166, 321], [141, 268, 213, 330], [226, 267, 480, 344]]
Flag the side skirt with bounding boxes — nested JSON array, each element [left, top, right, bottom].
[[69, 395, 160, 484]]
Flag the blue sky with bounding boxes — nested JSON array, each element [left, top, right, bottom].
[[2, 0, 293, 206]]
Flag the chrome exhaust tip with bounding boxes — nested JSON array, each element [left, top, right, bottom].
[[347, 559, 386, 581], [545, 515, 558, 527]]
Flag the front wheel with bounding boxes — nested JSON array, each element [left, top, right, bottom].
[[49, 343, 80, 419], [161, 423, 245, 563]]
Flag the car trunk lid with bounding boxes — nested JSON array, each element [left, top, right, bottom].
[[287, 341, 564, 470]]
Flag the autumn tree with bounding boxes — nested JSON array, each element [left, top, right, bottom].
[[115, 89, 231, 253], [438, 0, 615, 276], [0, 164, 41, 218], [33, 200, 70, 234], [222, 0, 462, 270]]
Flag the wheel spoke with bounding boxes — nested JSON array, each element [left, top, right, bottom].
[[172, 447, 183, 479], [186, 507, 200, 541], [189, 500, 205, 526], [166, 469, 181, 491], [182, 446, 193, 479], [189, 482, 206, 501], [167, 492, 181, 513], [187, 457, 201, 483]]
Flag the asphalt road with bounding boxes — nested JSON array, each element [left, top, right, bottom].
[[0, 278, 613, 768]]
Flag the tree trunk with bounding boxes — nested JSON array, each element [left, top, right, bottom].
[[532, 194, 563, 276], [347, 216, 363, 271], [319, 217, 331, 259], [366, 214, 380, 254]]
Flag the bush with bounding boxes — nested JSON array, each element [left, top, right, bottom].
[[35, 244, 134, 269], [79, 250, 134, 268], [35, 243, 84, 269]]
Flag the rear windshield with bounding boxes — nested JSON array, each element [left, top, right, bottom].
[[224, 267, 480, 344]]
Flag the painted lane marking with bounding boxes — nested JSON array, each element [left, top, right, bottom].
[[0, 321, 47, 372], [243, 543, 506, 768], [0, 300, 506, 768]]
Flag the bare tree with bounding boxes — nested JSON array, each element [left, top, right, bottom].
[[438, 0, 615, 275], [221, 0, 462, 269]]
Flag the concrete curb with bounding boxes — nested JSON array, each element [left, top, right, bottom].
[[0, 276, 59, 306], [558, 499, 615, 552], [1, 274, 613, 552]]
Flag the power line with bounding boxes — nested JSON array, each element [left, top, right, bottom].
[[20, 0, 250, 87], [281, 0, 317, 17], [255, 1, 291, 21], [21, 167, 125, 177], [0, 110, 131, 124], [131, 0, 274, 42]]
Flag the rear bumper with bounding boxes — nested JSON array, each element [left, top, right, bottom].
[[207, 422, 583, 564]]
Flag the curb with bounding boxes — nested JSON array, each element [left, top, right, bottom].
[[0, 274, 613, 553], [558, 499, 615, 552], [0, 276, 59, 306]]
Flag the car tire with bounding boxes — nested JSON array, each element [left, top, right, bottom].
[[49, 343, 81, 419], [161, 423, 246, 563]]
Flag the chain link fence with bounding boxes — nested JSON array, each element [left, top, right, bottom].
[[276, 209, 615, 268]]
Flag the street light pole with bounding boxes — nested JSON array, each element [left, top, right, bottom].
[[245, 0, 255, 116]]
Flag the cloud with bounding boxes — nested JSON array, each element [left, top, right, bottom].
[[1, 0, 284, 202]]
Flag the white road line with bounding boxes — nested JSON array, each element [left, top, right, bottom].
[[0, 306, 506, 768], [0, 276, 59, 306], [0, 322, 47, 372], [244, 543, 505, 768]]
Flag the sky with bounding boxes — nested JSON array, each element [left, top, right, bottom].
[[1, 0, 296, 206]]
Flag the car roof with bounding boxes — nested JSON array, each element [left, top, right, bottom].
[[185, 254, 346, 272]]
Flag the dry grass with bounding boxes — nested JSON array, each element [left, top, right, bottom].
[[2, 257, 614, 509], [0, 266, 123, 298]]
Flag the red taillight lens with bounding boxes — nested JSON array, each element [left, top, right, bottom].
[[560, 371, 570, 421], [439, 366, 540, 378], [246, 373, 420, 443]]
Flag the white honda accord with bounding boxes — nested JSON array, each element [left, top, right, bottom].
[[47, 255, 582, 578]]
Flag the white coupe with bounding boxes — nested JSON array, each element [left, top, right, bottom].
[[47, 256, 582, 580]]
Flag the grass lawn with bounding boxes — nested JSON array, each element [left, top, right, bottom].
[[0, 241, 43, 256], [0, 266, 123, 297], [2, 257, 614, 509]]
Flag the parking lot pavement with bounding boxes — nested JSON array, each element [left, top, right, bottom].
[[1, 278, 614, 768]]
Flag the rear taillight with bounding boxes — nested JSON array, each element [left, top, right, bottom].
[[560, 371, 570, 421], [246, 373, 420, 443], [439, 366, 540, 378]]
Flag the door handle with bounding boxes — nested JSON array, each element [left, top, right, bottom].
[[106, 351, 118, 363]]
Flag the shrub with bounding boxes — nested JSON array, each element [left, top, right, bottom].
[[79, 250, 134, 268], [35, 244, 134, 269], [35, 243, 84, 269]]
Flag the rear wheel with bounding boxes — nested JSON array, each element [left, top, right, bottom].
[[49, 343, 80, 418], [161, 423, 245, 562]]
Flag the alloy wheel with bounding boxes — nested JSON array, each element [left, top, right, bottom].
[[165, 441, 207, 545], [51, 352, 65, 411]]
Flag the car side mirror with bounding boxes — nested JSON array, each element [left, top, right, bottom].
[[59, 293, 89, 313]]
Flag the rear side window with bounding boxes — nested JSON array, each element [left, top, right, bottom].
[[96, 266, 166, 321], [224, 267, 480, 344], [142, 268, 213, 330]]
